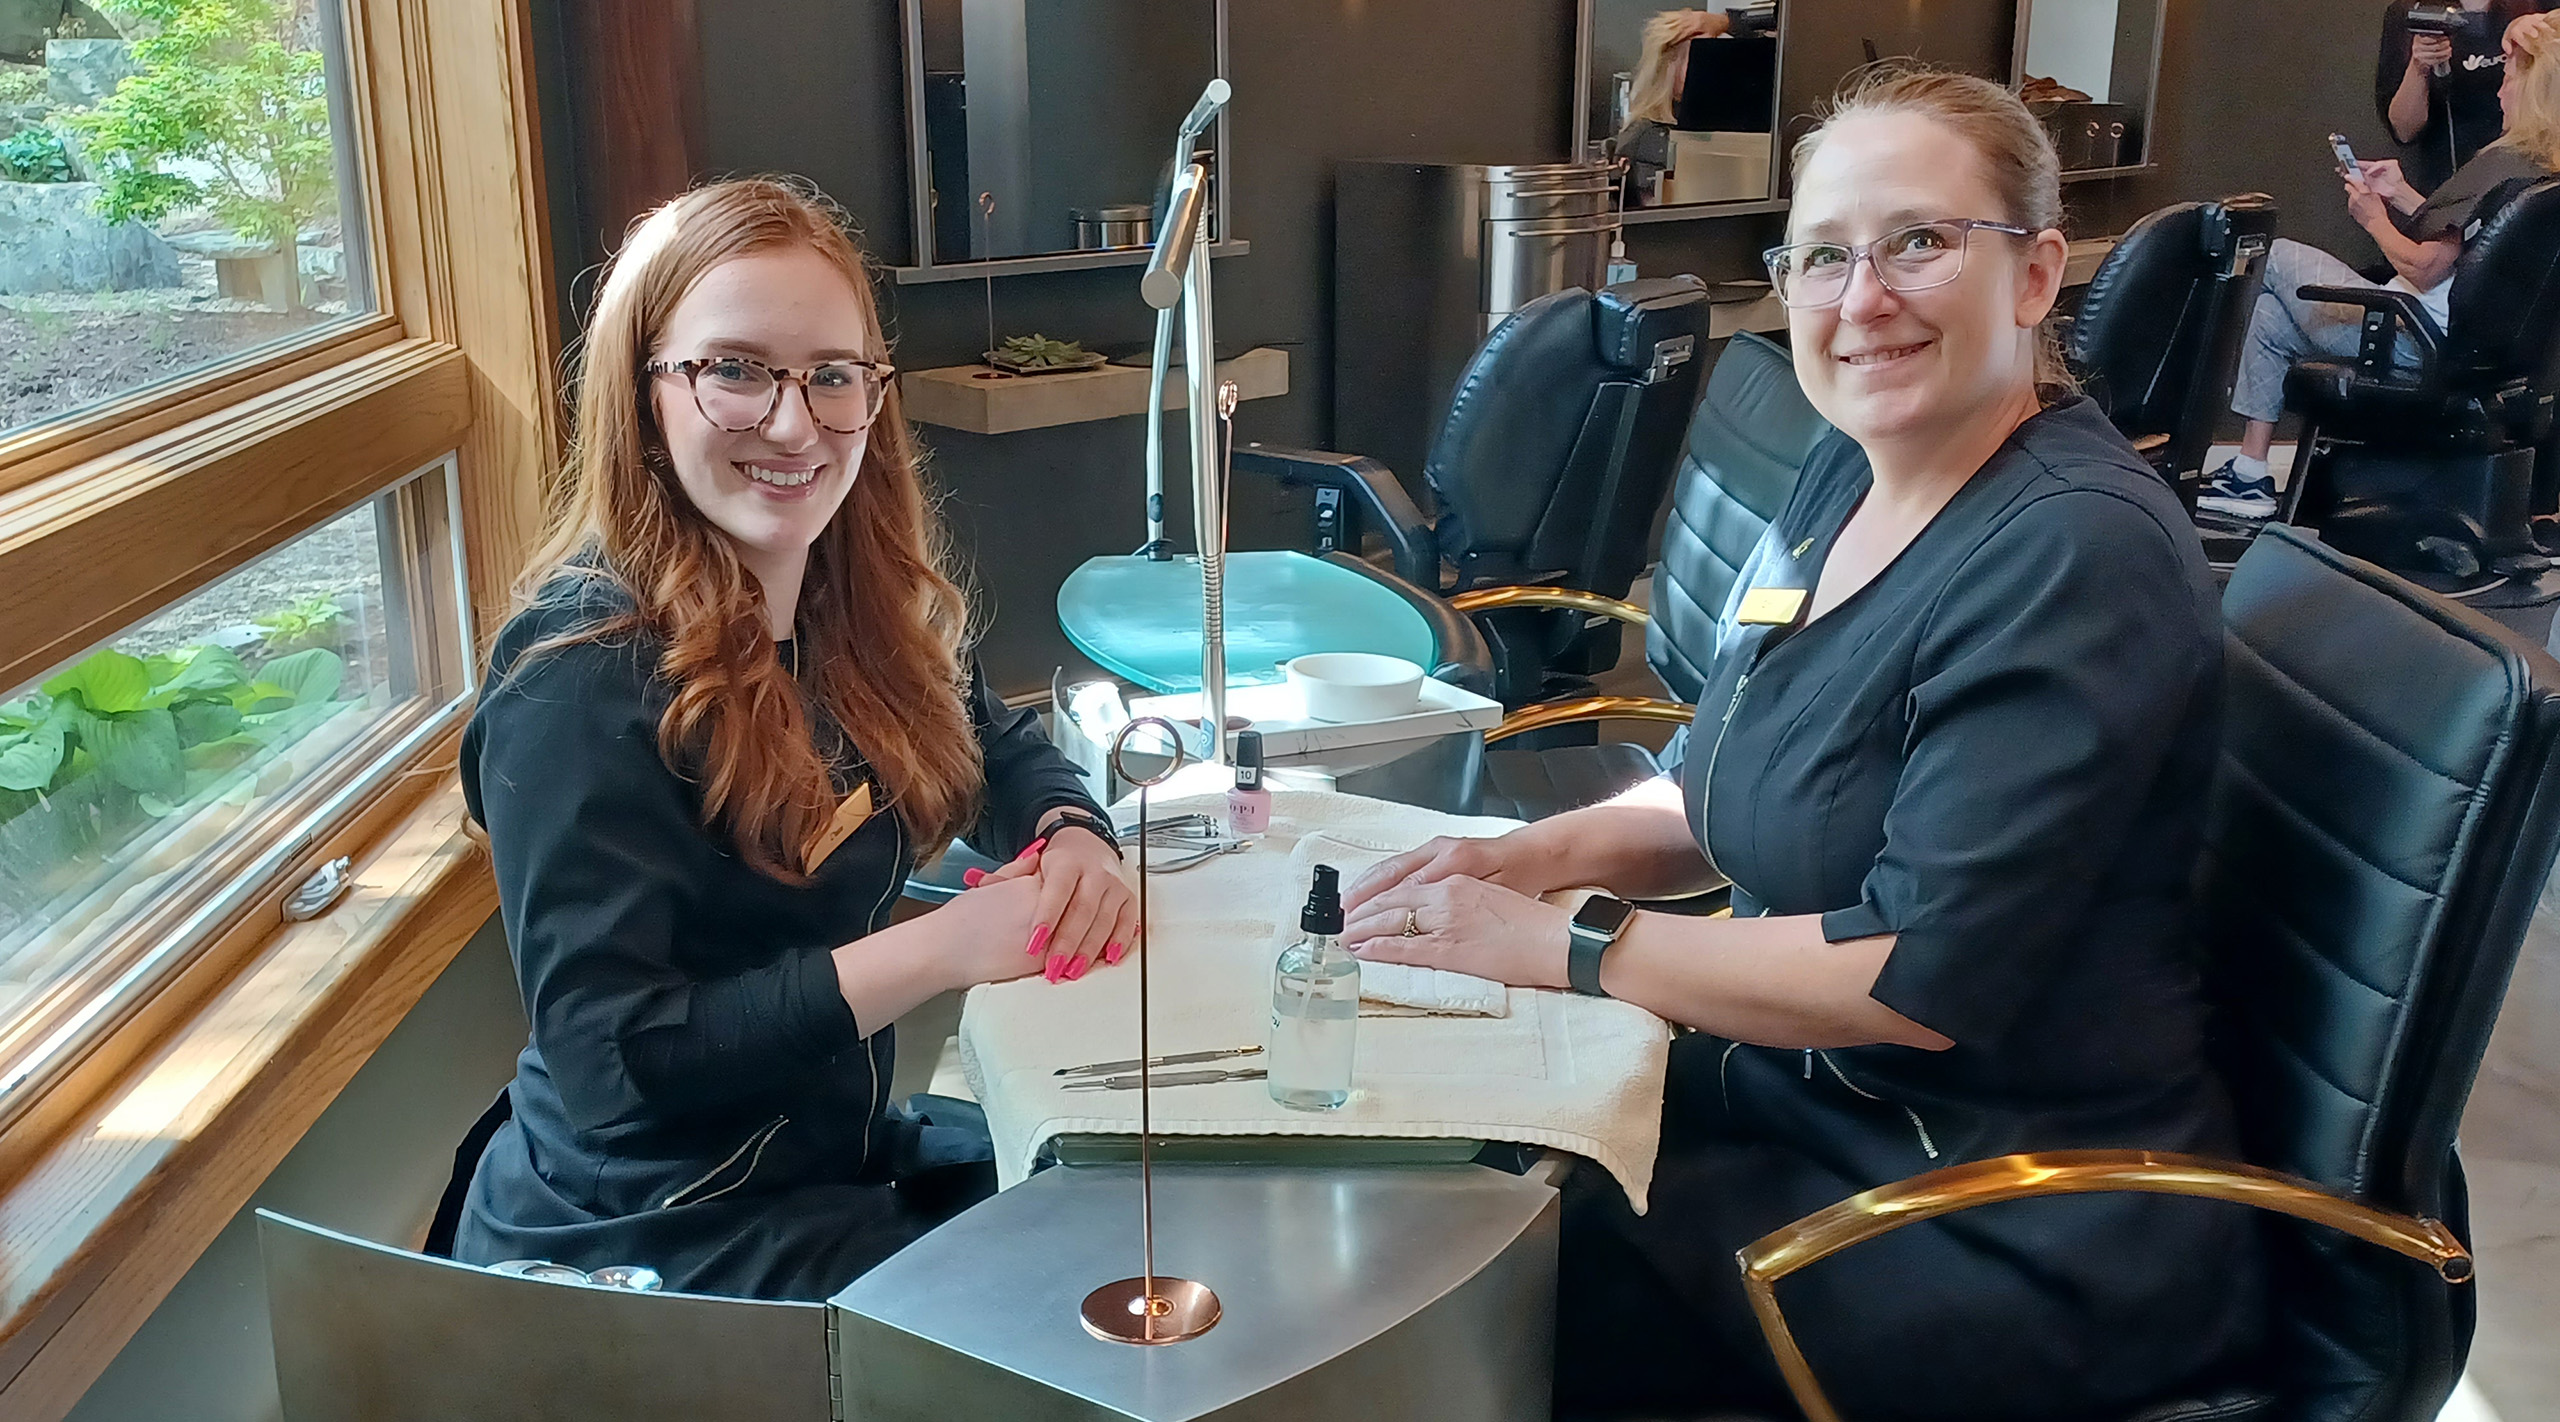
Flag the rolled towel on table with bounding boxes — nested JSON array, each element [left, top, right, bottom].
[[1279, 831, 1511, 1017]]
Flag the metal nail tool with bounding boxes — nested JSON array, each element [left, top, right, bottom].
[[1056, 1046, 1263, 1078], [1061, 1067, 1270, 1093]]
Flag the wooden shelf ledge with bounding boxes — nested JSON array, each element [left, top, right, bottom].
[[901, 347, 1290, 436]]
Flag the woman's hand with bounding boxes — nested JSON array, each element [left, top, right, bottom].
[[1342, 831, 1561, 914], [964, 825, 1137, 982], [2344, 174, 2393, 234], [2409, 31, 2455, 75], [1340, 874, 1574, 990], [2359, 157, 2414, 207], [913, 872, 1050, 990]]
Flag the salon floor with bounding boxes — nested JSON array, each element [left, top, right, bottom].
[[1596, 569, 2559, 1421]]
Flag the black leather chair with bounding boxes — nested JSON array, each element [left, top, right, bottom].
[[2278, 177, 2560, 585], [1459, 330, 1829, 821], [2067, 193, 2279, 559], [1736, 525, 2560, 1422], [1238, 277, 1712, 705]]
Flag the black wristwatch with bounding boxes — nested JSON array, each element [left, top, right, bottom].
[[1041, 806, 1120, 855], [1566, 894, 1637, 997]]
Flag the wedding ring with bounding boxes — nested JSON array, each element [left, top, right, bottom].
[[1400, 909, 1421, 937]]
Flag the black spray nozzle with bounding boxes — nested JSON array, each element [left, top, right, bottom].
[[1303, 863, 1343, 934]]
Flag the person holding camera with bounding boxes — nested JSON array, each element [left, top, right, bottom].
[[2379, 0, 2539, 190]]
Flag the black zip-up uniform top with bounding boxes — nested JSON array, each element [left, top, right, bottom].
[[1642, 399, 2262, 1413], [452, 572, 1096, 1297]]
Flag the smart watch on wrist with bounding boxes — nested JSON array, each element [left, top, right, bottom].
[[1566, 894, 1637, 997]]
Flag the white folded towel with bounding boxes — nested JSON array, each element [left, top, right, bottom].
[[959, 789, 1672, 1210], [1279, 830, 1509, 1017]]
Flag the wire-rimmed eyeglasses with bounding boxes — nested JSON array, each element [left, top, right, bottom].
[[1762, 219, 2039, 309], [645, 355, 897, 435]]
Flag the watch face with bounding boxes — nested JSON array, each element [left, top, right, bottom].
[[1573, 895, 1636, 937]]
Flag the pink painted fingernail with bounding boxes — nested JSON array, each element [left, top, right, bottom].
[[1045, 952, 1069, 982], [1028, 923, 1052, 955], [1104, 941, 1126, 965], [962, 868, 986, 887], [1015, 837, 1049, 862], [1064, 957, 1089, 981]]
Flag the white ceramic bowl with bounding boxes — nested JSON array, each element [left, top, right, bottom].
[[1285, 653, 1426, 723]]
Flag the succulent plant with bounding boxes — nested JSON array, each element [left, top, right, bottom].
[[993, 333, 1092, 368]]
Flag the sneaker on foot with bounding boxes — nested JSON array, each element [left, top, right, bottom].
[[2196, 459, 2277, 519]]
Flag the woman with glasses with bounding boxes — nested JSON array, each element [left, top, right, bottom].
[[1344, 67, 2259, 1418], [445, 178, 1131, 1299]]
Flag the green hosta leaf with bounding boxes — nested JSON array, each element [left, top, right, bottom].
[[172, 700, 243, 745], [159, 645, 252, 699], [138, 792, 183, 818], [256, 648, 343, 707], [0, 726, 66, 793], [77, 707, 185, 799], [44, 650, 153, 715]]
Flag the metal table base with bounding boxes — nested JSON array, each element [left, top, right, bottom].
[[831, 1163, 1558, 1421]]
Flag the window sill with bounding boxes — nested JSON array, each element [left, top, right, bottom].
[[0, 773, 495, 1422]]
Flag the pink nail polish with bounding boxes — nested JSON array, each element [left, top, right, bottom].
[[962, 868, 986, 887], [1028, 923, 1051, 955], [1105, 941, 1125, 965], [1064, 957, 1088, 981], [1226, 730, 1272, 835], [1045, 953, 1068, 982], [1016, 837, 1049, 862]]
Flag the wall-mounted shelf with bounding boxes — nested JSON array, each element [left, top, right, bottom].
[[1620, 198, 1791, 225], [2061, 163, 2158, 184], [901, 346, 1289, 435], [891, 239, 1252, 286]]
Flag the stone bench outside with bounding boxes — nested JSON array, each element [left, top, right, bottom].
[[162, 229, 298, 310]]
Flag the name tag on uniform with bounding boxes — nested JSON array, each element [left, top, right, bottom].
[[803, 782, 875, 871], [1736, 586, 1809, 626]]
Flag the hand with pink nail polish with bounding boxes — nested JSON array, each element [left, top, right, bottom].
[[909, 873, 1046, 990], [1020, 811, 1138, 983]]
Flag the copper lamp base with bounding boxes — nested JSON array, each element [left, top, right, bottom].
[[1079, 1277, 1221, 1345]]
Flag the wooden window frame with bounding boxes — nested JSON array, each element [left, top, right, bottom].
[[0, 2, 560, 1416]]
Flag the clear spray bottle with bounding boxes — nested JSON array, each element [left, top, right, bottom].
[[1268, 863, 1358, 1110]]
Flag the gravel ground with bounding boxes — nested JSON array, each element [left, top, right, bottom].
[[0, 253, 352, 436]]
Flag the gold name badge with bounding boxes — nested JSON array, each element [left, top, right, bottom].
[[1736, 586, 1809, 626], [803, 781, 876, 871]]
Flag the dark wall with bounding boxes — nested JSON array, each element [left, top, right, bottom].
[[689, 0, 1574, 694], [575, 0, 2393, 695]]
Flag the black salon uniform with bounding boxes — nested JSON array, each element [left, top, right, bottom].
[[2375, 0, 2540, 191], [1555, 400, 2263, 1421], [451, 572, 1100, 1300]]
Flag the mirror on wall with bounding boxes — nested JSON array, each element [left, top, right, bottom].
[[902, 0, 1225, 276], [2013, 0, 2165, 174], [1579, 1, 1787, 211]]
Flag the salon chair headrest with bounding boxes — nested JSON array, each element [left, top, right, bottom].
[[1592, 276, 1712, 372]]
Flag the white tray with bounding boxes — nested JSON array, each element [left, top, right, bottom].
[[1127, 676, 1503, 759]]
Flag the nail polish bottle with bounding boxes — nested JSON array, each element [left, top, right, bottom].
[[1227, 728, 1271, 836]]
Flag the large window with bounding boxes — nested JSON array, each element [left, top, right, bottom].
[[0, 0, 375, 442], [0, 459, 467, 1103]]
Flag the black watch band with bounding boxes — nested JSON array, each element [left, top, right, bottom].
[[1041, 806, 1120, 854], [1566, 894, 1636, 997]]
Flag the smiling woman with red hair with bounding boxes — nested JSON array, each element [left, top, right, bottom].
[[446, 177, 1129, 1300]]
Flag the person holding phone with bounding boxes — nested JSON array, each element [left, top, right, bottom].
[[2201, 12, 2560, 518]]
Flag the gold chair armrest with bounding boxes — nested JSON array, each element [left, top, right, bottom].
[[1486, 695, 1695, 744], [1736, 1149, 2473, 1422], [1448, 586, 1652, 626]]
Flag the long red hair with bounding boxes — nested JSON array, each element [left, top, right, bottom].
[[511, 177, 979, 879]]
